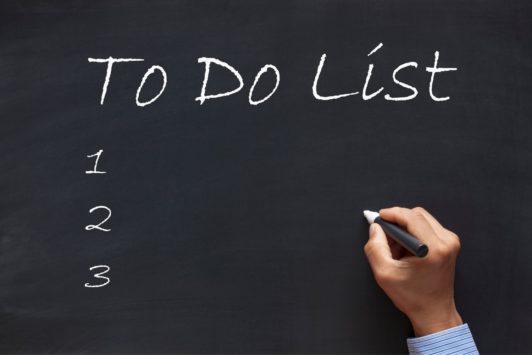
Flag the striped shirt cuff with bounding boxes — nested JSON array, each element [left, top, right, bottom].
[[407, 323, 478, 355]]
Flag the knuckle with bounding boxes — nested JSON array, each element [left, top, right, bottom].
[[411, 208, 425, 219], [432, 244, 455, 261], [429, 246, 446, 261], [441, 246, 453, 257], [363, 242, 371, 255], [375, 268, 393, 284], [451, 232, 461, 242], [451, 238, 461, 252], [364, 241, 376, 257], [447, 231, 461, 251], [412, 206, 427, 214]]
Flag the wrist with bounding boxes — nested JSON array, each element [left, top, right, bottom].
[[409, 306, 463, 337]]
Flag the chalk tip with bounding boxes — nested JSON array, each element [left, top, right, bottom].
[[363, 210, 379, 224]]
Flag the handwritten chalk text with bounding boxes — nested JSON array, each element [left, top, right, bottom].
[[88, 44, 457, 106]]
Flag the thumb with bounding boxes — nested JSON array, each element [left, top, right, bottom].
[[364, 223, 393, 271]]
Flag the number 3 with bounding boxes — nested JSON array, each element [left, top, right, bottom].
[[84, 265, 110, 288]]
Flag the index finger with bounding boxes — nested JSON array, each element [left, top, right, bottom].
[[379, 207, 439, 245]]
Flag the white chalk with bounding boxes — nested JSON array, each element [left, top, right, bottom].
[[85, 149, 106, 174], [312, 53, 359, 100], [85, 205, 112, 232], [384, 62, 419, 101], [84, 265, 111, 288], [367, 42, 383, 57], [195, 57, 244, 105], [425, 51, 458, 102], [363, 210, 380, 224], [248, 64, 280, 105], [136, 65, 167, 107], [88, 57, 144, 104]]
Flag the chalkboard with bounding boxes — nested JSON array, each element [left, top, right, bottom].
[[1, 1, 531, 353]]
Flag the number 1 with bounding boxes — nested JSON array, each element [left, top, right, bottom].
[[86, 149, 106, 174]]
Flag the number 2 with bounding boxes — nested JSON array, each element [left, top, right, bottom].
[[85, 205, 112, 232]]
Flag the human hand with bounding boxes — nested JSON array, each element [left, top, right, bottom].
[[364, 207, 463, 336]]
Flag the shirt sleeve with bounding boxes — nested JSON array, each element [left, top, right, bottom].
[[407, 323, 478, 355]]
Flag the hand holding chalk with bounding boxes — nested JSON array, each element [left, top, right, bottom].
[[363, 207, 463, 336], [363, 210, 428, 257]]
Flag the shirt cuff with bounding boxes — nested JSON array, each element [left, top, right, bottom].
[[407, 323, 478, 355]]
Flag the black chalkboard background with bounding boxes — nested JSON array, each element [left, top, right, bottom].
[[1, 1, 531, 353]]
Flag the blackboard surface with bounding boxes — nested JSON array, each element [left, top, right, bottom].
[[1, 1, 531, 353]]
